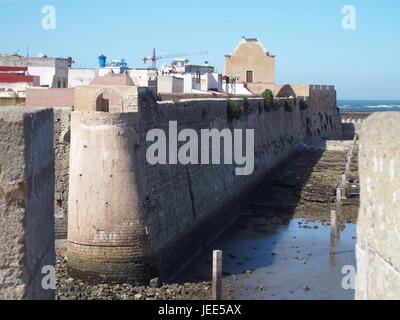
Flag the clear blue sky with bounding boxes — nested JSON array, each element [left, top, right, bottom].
[[1, 0, 399, 99]]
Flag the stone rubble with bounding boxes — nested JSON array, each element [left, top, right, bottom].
[[55, 253, 211, 300]]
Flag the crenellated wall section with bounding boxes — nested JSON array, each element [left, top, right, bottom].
[[66, 85, 342, 284]]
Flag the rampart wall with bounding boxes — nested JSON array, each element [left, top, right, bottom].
[[54, 107, 72, 239], [67, 85, 342, 284], [341, 112, 370, 140], [0, 107, 55, 299], [356, 112, 400, 299]]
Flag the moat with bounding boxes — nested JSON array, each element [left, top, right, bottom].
[[56, 139, 359, 300], [178, 218, 356, 300], [176, 141, 359, 300]]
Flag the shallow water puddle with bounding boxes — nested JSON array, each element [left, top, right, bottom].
[[179, 217, 356, 300]]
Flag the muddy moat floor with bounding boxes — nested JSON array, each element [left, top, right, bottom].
[[56, 141, 359, 300], [245, 144, 359, 224]]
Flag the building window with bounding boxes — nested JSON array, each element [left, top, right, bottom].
[[246, 70, 253, 83], [57, 81, 61, 88], [63, 81, 67, 88]]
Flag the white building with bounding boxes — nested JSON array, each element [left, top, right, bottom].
[[68, 68, 97, 88], [0, 55, 69, 88], [157, 75, 184, 94], [127, 69, 157, 87]]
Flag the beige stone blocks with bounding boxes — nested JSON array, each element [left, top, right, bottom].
[[0, 107, 55, 300], [356, 112, 400, 299]]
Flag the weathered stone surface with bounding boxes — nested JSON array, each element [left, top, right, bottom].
[[53, 107, 72, 239], [67, 87, 342, 284], [0, 107, 55, 300], [73, 85, 154, 112], [67, 112, 157, 284], [356, 112, 400, 300]]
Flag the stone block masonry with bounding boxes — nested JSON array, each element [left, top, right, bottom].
[[0, 107, 55, 300], [356, 112, 400, 300], [67, 85, 342, 284], [54, 107, 72, 239], [67, 112, 157, 284]]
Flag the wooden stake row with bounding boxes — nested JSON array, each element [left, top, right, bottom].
[[331, 134, 358, 254]]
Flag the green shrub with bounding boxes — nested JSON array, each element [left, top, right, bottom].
[[300, 98, 308, 111], [227, 99, 243, 121], [261, 89, 274, 112], [242, 97, 251, 113], [285, 98, 294, 112]]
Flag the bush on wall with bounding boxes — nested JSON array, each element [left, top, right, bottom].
[[300, 98, 308, 111], [227, 99, 243, 121], [261, 89, 274, 112], [285, 98, 294, 112], [242, 97, 251, 113]]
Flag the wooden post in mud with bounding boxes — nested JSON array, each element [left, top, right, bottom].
[[345, 163, 350, 176], [337, 187, 346, 200], [330, 209, 336, 254], [336, 188, 343, 240], [212, 250, 222, 300]]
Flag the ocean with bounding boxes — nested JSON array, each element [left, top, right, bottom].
[[337, 100, 400, 112]]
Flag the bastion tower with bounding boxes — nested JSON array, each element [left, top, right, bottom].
[[66, 85, 158, 284]]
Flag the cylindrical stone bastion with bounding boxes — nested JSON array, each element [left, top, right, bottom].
[[67, 112, 157, 284]]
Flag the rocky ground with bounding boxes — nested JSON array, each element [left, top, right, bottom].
[[56, 140, 359, 300], [340, 111, 372, 120], [56, 251, 212, 300], [245, 142, 359, 224]]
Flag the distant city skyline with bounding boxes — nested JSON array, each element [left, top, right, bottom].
[[1, 0, 399, 99]]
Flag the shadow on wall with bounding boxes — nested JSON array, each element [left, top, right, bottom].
[[175, 145, 327, 284], [275, 84, 297, 98], [95, 93, 109, 112], [342, 123, 356, 140]]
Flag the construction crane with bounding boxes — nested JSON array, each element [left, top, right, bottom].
[[142, 48, 208, 69]]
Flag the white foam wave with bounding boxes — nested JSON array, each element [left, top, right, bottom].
[[338, 104, 400, 109]]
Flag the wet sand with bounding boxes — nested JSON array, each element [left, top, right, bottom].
[[56, 140, 359, 300], [177, 141, 359, 300]]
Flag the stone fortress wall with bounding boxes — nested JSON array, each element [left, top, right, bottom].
[[53, 107, 72, 239], [4, 86, 400, 297], [340, 112, 370, 140], [356, 112, 400, 300], [51, 84, 344, 243], [66, 84, 343, 284], [0, 107, 55, 299]]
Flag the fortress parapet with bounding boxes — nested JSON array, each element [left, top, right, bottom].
[[67, 84, 343, 284], [67, 86, 158, 283], [67, 111, 158, 283]]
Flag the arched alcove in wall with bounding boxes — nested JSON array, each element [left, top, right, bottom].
[[92, 87, 124, 112], [276, 84, 297, 98]]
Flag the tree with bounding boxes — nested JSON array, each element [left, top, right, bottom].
[[67, 57, 75, 67]]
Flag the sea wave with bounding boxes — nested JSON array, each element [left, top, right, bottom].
[[338, 104, 400, 111], [339, 104, 400, 108]]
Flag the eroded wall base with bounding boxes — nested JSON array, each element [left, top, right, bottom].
[[356, 112, 400, 300], [0, 107, 55, 300]]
